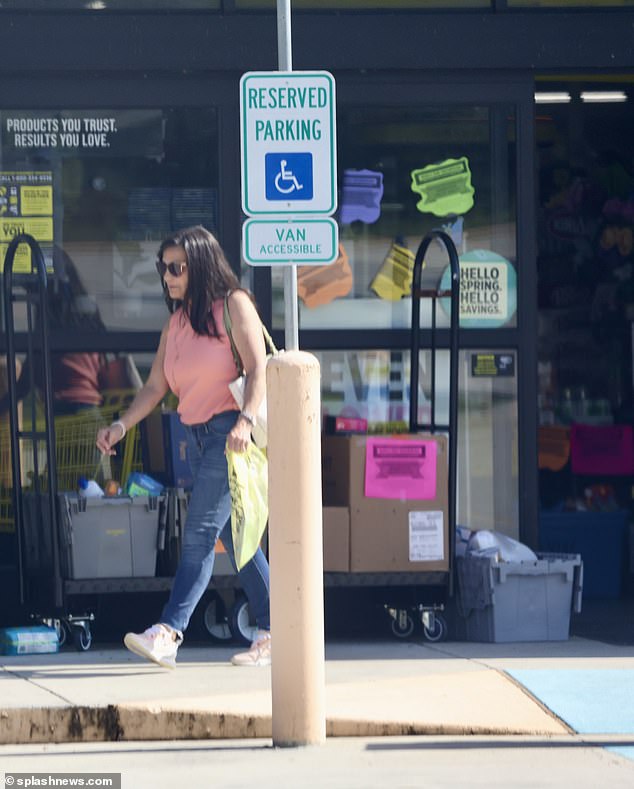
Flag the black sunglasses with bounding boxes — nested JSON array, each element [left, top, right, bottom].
[[156, 259, 187, 278]]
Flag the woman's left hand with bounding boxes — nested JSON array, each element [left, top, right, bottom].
[[226, 416, 252, 453]]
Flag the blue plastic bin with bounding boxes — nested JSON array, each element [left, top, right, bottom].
[[539, 510, 628, 600], [140, 412, 193, 490]]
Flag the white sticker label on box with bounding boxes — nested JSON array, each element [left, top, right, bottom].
[[409, 511, 444, 561]]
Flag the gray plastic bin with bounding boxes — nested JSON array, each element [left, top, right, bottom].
[[58, 494, 161, 579], [129, 497, 162, 576], [455, 552, 583, 642]]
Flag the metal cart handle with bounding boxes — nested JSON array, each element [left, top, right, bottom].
[[408, 229, 460, 593], [3, 233, 62, 607]]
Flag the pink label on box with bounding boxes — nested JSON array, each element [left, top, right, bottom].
[[364, 437, 437, 500]]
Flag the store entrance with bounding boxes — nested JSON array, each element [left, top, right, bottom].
[[536, 78, 634, 623]]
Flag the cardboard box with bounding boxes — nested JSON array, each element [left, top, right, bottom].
[[322, 434, 449, 573], [322, 435, 353, 507], [141, 411, 193, 490], [323, 506, 350, 572]]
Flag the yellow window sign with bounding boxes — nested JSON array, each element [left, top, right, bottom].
[[0, 242, 31, 273], [20, 185, 53, 216], [410, 156, 475, 217], [370, 240, 415, 301], [0, 217, 53, 243]]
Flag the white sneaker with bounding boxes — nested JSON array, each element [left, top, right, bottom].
[[231, 630, 271, 667], [124, 623, 182, 669]]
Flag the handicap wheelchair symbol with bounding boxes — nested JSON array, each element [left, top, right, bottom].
[[275, 160, 303, 194], [265, 152, 314, 201]]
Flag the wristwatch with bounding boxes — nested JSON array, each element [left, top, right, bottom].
[[239, 410, 257, 428]]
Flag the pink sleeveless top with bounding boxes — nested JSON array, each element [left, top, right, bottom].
[[163, 301, 238, 425]]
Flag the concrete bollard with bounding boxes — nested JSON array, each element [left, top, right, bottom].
[[267, 350, 326, 747]]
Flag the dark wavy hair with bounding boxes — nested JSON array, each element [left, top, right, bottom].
[[157, 225, 242, 338]]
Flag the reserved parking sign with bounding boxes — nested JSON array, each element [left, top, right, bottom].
[[240, 71, 337, 217]]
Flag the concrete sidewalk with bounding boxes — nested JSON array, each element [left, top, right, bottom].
[[0, 638, 634, 744], [2, 637, 634, 744]]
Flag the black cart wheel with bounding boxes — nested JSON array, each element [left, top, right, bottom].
[[390, 610, 415, 639], [72, 625, 92, 652], [55, 620, 68, 648], [423, 614, 447, 643], [229, 595, 257, 646], [201, 593, 232, 642]]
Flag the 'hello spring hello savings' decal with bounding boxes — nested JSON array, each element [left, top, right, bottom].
[[440, 249, 517, 329]]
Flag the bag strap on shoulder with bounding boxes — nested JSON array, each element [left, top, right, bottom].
[[261, 323, 278, 356], [223, 291, 278, 375], [223, 293, 243, 374]]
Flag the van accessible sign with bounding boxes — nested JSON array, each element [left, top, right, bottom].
[[243, 218, 338, 266], [240, 71, 337, 217]]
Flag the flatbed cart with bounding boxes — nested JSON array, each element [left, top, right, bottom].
[[2, 235, 253, 650], [321, 229, 460, 642], [2, 233, 87, 646], [176, 232, 460, 644]]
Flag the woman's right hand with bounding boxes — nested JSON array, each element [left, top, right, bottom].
[[96, 422, 125, 456]]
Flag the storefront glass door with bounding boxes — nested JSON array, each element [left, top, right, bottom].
[[267, 77, 536, 540], [0, 77, 233, 536], [536, 79, 634, 600], [0, 74, 537, 545]]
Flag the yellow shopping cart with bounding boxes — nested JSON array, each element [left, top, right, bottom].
[[0, 388, 143, 532]]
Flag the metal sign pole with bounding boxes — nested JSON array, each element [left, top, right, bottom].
[[277, 0, 299, 351]]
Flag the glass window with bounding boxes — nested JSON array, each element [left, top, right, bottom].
[[536, 80, 634, 511], [271, 104, 517, 331], [316, 347, 519, 536], [1, 107, 219, 333], [536, 82, 634, 426], [0, 349, 162, 518], [0, 2, 220, 9], [510, 1, 634, 6], [236, 1, 488, 7], [0, 107, 219, 514], [535, 79, 634, 556]]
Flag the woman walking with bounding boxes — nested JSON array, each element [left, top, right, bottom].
[[96, 225, 271, 669]]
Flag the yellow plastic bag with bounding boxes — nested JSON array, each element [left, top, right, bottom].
[[227, 443, 269, 571]]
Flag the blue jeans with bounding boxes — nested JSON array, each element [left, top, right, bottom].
[[160, 410, 270, 635]]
